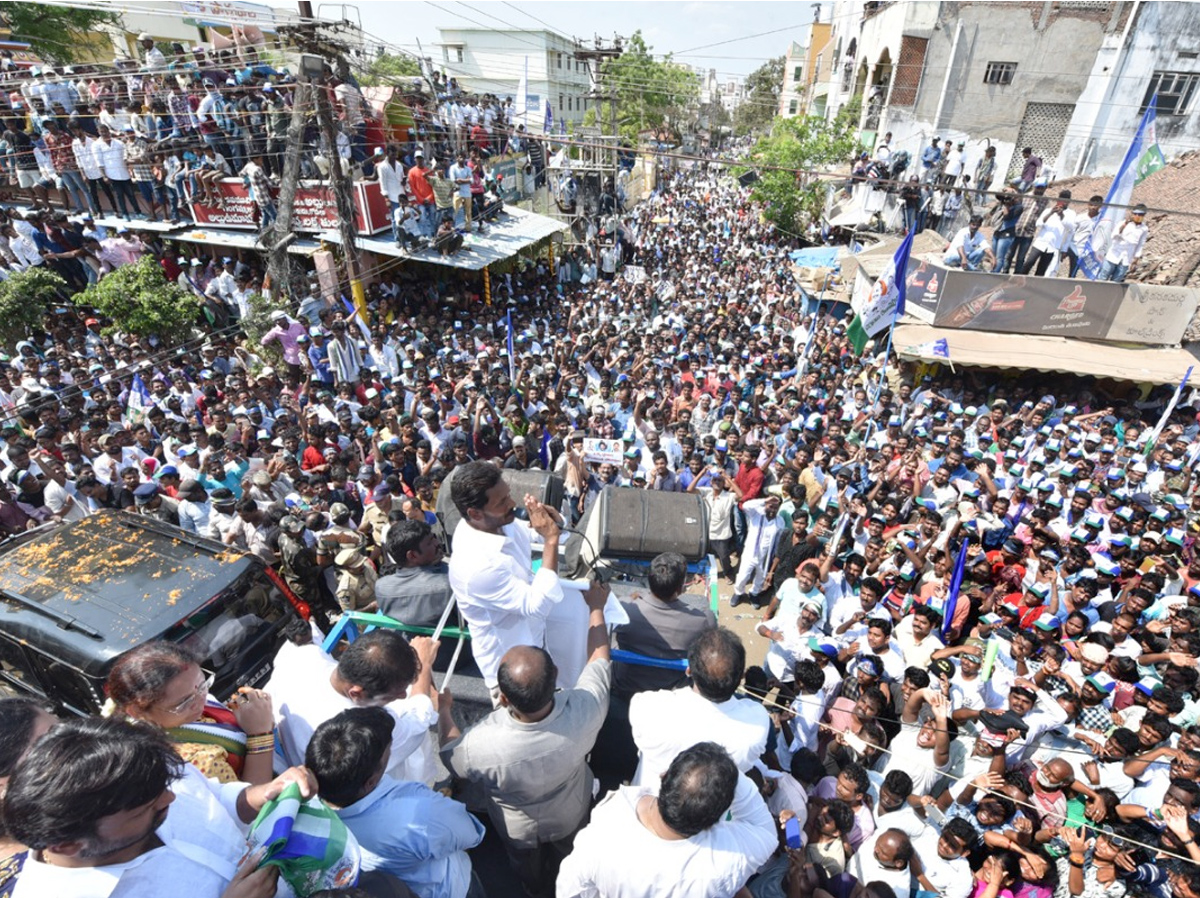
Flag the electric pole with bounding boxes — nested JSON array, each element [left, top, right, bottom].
[[278, 13, 367, 317], [573, 34, 623, 163], [313, 84, 366, 314], [266, 82, 309, 300]]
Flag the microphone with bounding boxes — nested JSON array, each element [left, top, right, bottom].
[[512, 507, 600, 575]]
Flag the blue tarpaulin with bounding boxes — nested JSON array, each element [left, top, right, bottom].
[[789, 246, 841, 268]]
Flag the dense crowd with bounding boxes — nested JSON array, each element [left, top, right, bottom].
[[0, 140, 1196, 900], [0, 42, 548, 253], [851, 133, 1149, 283]]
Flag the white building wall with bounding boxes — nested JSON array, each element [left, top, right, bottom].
[[821, 1, 1120, 187], [436, 28, 590, 124], [1061, 1, 1200, 177]]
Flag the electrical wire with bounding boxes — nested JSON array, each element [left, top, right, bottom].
[[499, 1, 573, 43], [338, 33, 1200, 156], [10, 11, 1198, 229]]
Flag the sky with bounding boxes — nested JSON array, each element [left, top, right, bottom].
[[288, 1, 823, 80]]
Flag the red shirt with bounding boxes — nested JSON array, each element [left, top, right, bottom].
[[734, 463, 763, 507], [301, 444, 327, 471]]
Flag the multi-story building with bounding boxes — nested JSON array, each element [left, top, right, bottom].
[[808, 1, 1197, 181], [693, 65, 719, 106], [1060, 1, 1200, 177], [719, 79, 746, 113], [778, 21, 832, 118], [434, 27, 590, 127]]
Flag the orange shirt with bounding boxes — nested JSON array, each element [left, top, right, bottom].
[[407, 165, 434, 204]]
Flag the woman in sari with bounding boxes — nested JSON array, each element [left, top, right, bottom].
[[103, 641, 274, 784]]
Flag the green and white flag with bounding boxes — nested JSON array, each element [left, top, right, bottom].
[[1135, 115, 1166, 185], [246, 782, 360, 897], [847, 231, 914, 355]]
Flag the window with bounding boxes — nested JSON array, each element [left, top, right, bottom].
[[789, 99, 799, 115], [1142, 70, 1200, 115], [455, 47, 463, 63], [557, 52, 563, 69], [793, 65, 803, 83], [984, 61, 1017, 85], [0, 634, 42, 698]]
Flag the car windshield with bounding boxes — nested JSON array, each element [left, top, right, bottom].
[[163, 570, 290, 695]]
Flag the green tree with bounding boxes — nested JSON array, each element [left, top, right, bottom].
[[77, 257, 200, 344], [358, 52, 422, 87], [2, 6, 120, 63], [734, 55, 785, 135], [0, 268, 66, 346], [735, 102, 862, 236], [238, 291, 283, 371], [581, 31, 698, 142]]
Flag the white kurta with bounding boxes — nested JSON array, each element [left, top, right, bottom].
[[448, 519, 587, 690], [13, 764, 256, 899], [556, 774, 776, 898], [629, 686, 770, 787], [267, 641, 438, 785]]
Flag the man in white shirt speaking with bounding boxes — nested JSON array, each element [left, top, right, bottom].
[[448, 461, 594, 700]]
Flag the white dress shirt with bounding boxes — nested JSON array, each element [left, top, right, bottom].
[[13, 764, 255, 899], [267, 640, 438, 785], [376, 159, 405, 203], [92, 137, 131, 180], [1104, 219, 1149, 266], [629, 686, 770, 787], [447, 518, 565, 688], [556, 774, 776, 898]]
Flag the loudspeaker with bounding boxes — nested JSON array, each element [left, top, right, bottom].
[[502, 468, 565, 514], [566, 487, 708, 575], [436, 466, 565, 550], [738, 170, 759, 187]]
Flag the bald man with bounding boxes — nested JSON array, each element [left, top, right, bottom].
[[439, 578, 609, 895], [844, 828, 915, 896]]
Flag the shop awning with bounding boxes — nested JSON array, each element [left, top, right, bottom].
[[172, 228, 319, 254], [894, 322, 1200, 386], [317, 207, 566, 272]]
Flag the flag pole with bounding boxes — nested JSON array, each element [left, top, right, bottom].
[[862, 306, 898, 447], [872, 304, 899, 406]]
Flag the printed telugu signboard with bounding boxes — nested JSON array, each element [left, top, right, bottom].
[[188, 179, 391, 235], [933, 272, 1126, 339], [926, 265, 1197, 346]]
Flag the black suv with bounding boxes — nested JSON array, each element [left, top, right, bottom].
[[0, 511, 295, 715]]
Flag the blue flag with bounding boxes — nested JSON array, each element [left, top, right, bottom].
[[505, 308, 515, 382], [847, 229, 914, 351], [125, 373, 154, 425], [1079, 96, 1160, 280], [893, 229, 914, 318], [544, 100, 553, 135], [941, 538, 970, 641], [340, 294, 371, 342]]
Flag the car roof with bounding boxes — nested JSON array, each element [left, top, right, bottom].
[[0, 510, 257, 677]]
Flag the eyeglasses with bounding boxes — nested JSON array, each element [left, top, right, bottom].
[[166, 671, 214, 715]]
